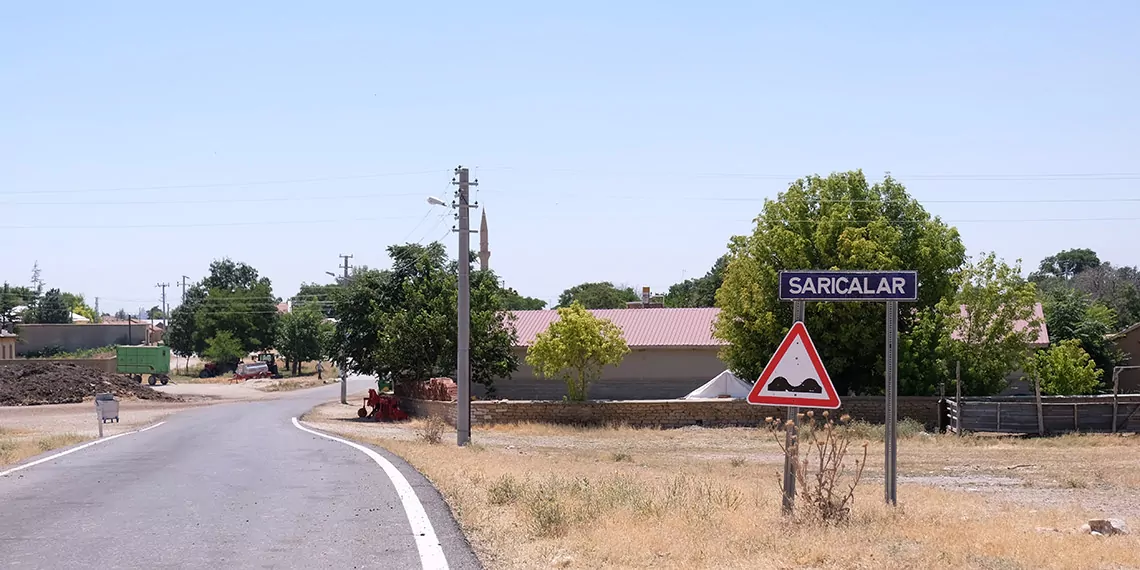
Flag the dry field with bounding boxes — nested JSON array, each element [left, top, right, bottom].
[[304, 402, 1140, 570], [0, 399, 213, 467]]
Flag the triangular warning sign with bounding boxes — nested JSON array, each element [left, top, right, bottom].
[[746, 322, 841, 409]]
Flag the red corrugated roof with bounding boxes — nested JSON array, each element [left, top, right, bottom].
[[510, 308, 724, 348], [950, 302, 1050, 347]]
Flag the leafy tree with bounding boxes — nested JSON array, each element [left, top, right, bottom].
[[1028, 339, 1102, 395], [0, 283, 36, 324], [277, 303, 326, 375], [202, 331, 245, 365], [501, 287, 547, 310], [943, 253, 1041, 396], [113, 309, 130, 321], [37, 288, 72, 323], [714, 171, 966, 395], [56, 292, 97, 322], [172, 259, 278, 358], [665, 255, 728, 308], [147, 306, 165, 320], [331, 242, 519, 393], [1070, 262, 1140, 329], [897, 307, 950, 396], [1031, 248, 1101, 281], [164, 304, 196, 372], [1042, 287, 1120, 376], [526, 302, 629, 401], [292, 282, 339, 318], [556, 282, 639, 309]]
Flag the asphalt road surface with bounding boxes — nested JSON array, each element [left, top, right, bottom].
[[0, 376, 480, 570]]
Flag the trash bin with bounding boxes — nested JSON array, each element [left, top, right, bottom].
[[95, 393, 119, 423]]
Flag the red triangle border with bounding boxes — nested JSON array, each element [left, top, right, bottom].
[[746, 321, 841, 409]]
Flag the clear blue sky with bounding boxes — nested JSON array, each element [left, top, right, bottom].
[[3, 1, 1138, 312]]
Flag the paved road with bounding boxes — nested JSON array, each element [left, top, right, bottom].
[[0, 377, 480, 569]]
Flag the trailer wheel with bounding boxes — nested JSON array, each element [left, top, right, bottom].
[[147, 375, 157, 386], [159, 375, 169, 386], [133, 374, 143, 384]]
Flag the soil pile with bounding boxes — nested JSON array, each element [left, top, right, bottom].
[[0, 362, 178, 406]]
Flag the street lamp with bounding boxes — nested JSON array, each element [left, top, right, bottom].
[[426, 196, 447, 207], [325, 271, 337, 279]]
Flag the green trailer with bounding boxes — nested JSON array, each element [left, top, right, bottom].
[[116, 345, 171, 386]]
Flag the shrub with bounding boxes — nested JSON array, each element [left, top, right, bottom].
[[418, 415, 446, 445], [1030, 339, 1102, 395], [768, 410, 868, 523]]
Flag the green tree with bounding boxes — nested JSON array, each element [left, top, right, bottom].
[[1070, 263, 1140, 330], [292, 282, 340, 318], [173, 259, 279, 358], [1031, 248, 1101, 281], [276, 303, 325, 375], [943, 253, 1041, 396], [526, 302, 629, 401], [501, 287, 547, 310], [113, 309, 130, 321], [556, 282, 639, 309], [331, 242, 519, 393], [1029, 339, 1102, 395], [147, 306, 165, 320], [665, 255, 728, 308], [714, 171, 966, 395], [0, 283, 36, 324], [164, 304, 196, 372], [1042, 287, 1120, 376], [37, 288, 72, 323], [202, 331, 245, 365]]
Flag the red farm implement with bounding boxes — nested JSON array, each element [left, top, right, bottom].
[[358, 389, 408, 422]]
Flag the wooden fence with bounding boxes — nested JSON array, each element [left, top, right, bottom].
[[946, 393, 1140, 435]]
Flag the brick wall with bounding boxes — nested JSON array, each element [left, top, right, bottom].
[[397, 396, 942, 429]]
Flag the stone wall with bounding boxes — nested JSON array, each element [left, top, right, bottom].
[[397, 396, 943, 429], [0, 357, 118, 373]]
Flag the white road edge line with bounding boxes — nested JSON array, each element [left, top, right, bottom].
[[0, 421, 167, 478], [292, 417, 449, 570]]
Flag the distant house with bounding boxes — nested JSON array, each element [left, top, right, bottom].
[[276, 302, 291, 314], [1109, 323, 1140, 393], [499, 308, 728, 400], [950, 302, 1050, 395]]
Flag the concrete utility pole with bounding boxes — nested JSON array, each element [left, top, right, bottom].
[[180, 275, 189, 303], [94, 297, 100, 323], [339, 254, 353, 280], [453, 166, 478, 446], [156, 283, 170, 323]]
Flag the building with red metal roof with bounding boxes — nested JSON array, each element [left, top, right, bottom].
[[494, 307, 730, 400]]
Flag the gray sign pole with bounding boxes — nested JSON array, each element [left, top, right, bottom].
[[884, 300, 899, 505], [782, 300, 806, 515]]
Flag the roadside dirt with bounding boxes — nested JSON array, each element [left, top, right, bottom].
[[0, 362, 177, 406]]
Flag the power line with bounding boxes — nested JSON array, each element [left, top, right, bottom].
[[0, 169, 449, 196], [0, 216, 419, 230], [1, 191, 428, 206]]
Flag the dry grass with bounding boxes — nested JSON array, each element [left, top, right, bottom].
[[0, 431, 91, 467], [256, 377, 332, 393], [303, 404, 1140, 569]]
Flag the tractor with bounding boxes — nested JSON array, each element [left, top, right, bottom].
[[254, 352, 282, 378]]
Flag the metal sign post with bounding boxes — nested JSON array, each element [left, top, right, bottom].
[[780, 300, 806, 514], [776, 270, 917, 506]]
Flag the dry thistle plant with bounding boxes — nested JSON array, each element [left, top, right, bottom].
[[418, 414, 446, 445], [765, 410, 868, 523]]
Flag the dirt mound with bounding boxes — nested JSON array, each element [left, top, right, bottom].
[[0, 362, 179, 406]]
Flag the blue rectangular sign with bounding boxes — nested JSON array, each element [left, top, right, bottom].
[[779, 270, 917, 302]]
